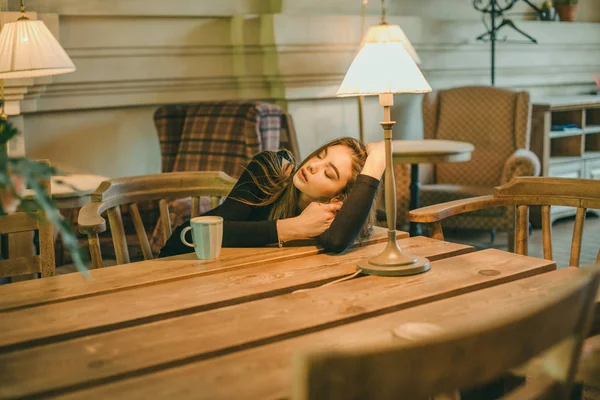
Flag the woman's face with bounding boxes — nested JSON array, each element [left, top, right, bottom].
[[293, 144, 355, 202]]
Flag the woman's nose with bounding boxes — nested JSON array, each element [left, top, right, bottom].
[[308, 160, 324, 174]]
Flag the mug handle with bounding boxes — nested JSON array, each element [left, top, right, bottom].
[[180, 226, 194, 248]]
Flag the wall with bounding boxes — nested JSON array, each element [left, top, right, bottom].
[[2, 0, 599, 177]]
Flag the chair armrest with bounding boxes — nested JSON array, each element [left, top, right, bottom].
[[78, 202, 107, 235], [501, 149, 541, 184], [409, 195, 513, 223]]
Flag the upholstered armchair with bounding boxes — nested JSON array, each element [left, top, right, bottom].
[[418, 86, 540, 249]]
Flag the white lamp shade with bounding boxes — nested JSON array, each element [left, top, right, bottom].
[[337, 23, 431, 97], [0, 19, 76, 79], [362, 23, 421, 64]]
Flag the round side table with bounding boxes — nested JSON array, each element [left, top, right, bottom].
[[392, 140, 474, 237]]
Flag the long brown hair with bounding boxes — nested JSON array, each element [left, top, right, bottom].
[[237, 137, 377, 240]]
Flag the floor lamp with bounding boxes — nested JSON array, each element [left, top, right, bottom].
[[337, 19, 432, 276]]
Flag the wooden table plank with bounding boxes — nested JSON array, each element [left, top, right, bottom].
[[0, 249, 554, 399], [0, 237, 470, 351], [0, 227, 407, 312], [51, 267, 578, 400]]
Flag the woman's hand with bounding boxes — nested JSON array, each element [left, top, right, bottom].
[[361, 140, 387, 180], [298, 201, 342, 237], [277, 201, 342, 242]]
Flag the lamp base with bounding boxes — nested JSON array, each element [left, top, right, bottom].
[[358, 231, 430, 276]]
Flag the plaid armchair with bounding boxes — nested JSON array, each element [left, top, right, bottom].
[[417, 86, 540, 249], [147, 101, 296, 255]]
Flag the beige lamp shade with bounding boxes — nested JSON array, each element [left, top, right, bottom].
[[362, 23, 421, 64], [337, 23, 431, 97], [0, 19, 76, 79]]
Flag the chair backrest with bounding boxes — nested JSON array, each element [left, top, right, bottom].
[[154, 101, 300, 177], [78, 171, 236, 269], [409, 177, 600, 267], [423, 86, 531, 186], [293, 266, 600, 400], [0, 165, 54, 279], [494, 177, 600, 267]]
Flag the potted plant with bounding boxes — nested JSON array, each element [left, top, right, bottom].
[[1, 111, 88, 276], [554, 0, 578, 22]]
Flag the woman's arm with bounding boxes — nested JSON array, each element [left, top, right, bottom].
[[316, 141, 386, 253]]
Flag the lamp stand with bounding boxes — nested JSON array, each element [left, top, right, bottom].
[[358, 93, 430, 276]]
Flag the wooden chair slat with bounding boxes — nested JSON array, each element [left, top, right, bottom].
[[191, 196, 200, 218], [515, 204, 529, 256], [107, 206, 130, 265], [129, 203, 153, 261], [0, 256, 41, 278], [294, 267, 600, 400], [0, 213, 38, 234], [210, 195, 220, 210], [38, 219, 55, 278], [429, 221, 444, 240], [88, 233, 103, 269], [158, 199, 171, 243], [541, 205, 553, 261], [570, 207, 586, 267]]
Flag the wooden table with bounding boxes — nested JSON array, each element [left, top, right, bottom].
[[22, 174, 108, 209], [392, 139, 474, 236], [0, 232, 565, 399]]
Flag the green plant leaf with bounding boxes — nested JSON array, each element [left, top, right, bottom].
[[0, 117, 90, 278]]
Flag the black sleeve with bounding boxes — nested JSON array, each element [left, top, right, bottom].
[[316, 174, 380, 254], [159, 151, 286, 257]]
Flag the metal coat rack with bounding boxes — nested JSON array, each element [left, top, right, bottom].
[[474, 0, 541, 85]]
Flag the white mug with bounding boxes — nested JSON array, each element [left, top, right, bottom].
[[180, 216, 223, 260]]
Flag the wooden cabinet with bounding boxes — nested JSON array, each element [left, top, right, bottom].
[[530, 96, 600, 227]]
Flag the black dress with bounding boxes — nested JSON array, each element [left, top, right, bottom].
[[159, 150, 380, 257]]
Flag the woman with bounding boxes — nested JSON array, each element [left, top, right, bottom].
[[159, 137, 386, 257]]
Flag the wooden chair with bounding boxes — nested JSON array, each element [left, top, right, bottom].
[[409, 176, 600, 398], [78, 171, 236, 269], [0, 165, 55, 280], [409, 177, 600, 267], [293, 266, 600, 400]]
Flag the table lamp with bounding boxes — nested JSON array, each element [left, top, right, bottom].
[[0, 0, 76, 125], [337, 3, 432, 276]]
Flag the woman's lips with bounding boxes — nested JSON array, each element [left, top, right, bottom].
[[300, 168, 308, 182]]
